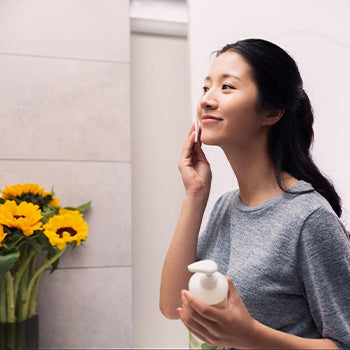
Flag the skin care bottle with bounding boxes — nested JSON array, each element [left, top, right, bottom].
[[187, 260, 228, 349]]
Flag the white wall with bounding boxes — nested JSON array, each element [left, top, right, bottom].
[[188, 0, 350, 227], [131, 33, 190, 348], [0, 1, 131, 348]]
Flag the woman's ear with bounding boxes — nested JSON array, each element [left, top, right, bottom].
[[261, 109, 285, 126]]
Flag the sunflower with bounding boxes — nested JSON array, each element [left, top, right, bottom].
[[1, 183, 46, 199], [58, 208, 82, 216], [0, 200, 43, 236], [1, 183, 56, 209], [49, 197, 60, 208], [43, 212, 88, 250], [0, 225, 7, 247]]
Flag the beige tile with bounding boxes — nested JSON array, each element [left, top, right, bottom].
[[0, 160, 131, 267], [0, 55, 130, 162], [37, 267, 132, 349], [0, 0, 129, 62]]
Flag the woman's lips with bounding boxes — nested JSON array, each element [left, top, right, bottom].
[[201, 115, 223, 124]]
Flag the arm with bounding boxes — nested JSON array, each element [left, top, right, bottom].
[[178, 277, 339, 349], [159, 124, 211, 319]]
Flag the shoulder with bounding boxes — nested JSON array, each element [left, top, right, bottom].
[[291, 183, 350, 252], [281, 180, 339, 226], [300, 205, 349, 245], [209, 189, 238, 216], [203, 190, 238, 234], [268, 180, 349, 244], [285, 180, 334, 216]]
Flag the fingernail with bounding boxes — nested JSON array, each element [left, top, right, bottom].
[[184, 290, 190, 298]]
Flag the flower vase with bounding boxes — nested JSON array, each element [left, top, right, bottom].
[[0, 315, 38, 350]]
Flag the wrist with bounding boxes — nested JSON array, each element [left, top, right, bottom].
[[244, 319, 265, 349], [244, 319, 292, 349], [184, 191, 209, 207]]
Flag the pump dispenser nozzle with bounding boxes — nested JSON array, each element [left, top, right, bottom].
[[188, 260, 219, 290], [188, 259, 217, 275]]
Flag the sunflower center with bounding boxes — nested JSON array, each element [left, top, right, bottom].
[[14, 215, 26, 219], [56, 227, 77, 237]]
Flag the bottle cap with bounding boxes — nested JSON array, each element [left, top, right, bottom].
[[188, 260, 218, 289]]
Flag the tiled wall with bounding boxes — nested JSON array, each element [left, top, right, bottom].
[[0, 0, 131, 348]]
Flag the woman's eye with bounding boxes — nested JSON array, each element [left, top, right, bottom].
[[203, 86, 209, 93], [222, 84, 234, 90]]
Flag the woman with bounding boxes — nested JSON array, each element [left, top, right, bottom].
[[159, 39, 350, 349]]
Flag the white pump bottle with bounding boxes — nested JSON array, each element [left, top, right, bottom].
[[187, 260, 228, 349], [188, 259, 228, 307]]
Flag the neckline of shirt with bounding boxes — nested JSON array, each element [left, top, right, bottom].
[[233, 180, 313, 212]]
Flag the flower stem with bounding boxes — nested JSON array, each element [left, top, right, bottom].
[[22, 248, 65, 319], [4, 271, 15, 322], [13, 246, 38, 303], [28, 272, 42, 318], [30, 250, 38, 276], [17, 269, 28, 322], [0, 275, 7, 322]]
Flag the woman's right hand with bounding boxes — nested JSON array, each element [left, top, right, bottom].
[[178, 123, 212, 197]]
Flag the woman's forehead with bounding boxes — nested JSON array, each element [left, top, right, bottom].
[[208, 51, 252, 80]]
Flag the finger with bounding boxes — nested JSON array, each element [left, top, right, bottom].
[[191, 127, 209, 163], [181, 123, 195, 158], [181, 130, 196, 161], [183, 291, 222, 323], [198, 126, 203, 146], [181, 291, 219, 330], [226, 276, 240, 310], [192, 141, 209, 163], [179, 301, 215, 346], [187, 122, 196, 138], [183, 123, 196, 154], [176, 307, 182, 317], [184, 320, 212, 347], [226, 276, 238, 297], [181, 289, 187, 305]]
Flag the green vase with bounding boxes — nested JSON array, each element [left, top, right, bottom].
[[0, 315, 38, 350]]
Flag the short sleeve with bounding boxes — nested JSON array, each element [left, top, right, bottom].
[[298, 206, 350, 348]]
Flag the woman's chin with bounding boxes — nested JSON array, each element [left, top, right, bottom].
[[200, 131, 221, 146], [200, 136, 220, 146]]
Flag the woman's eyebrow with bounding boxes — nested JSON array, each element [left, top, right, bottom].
[[205, 73, 242, 82]]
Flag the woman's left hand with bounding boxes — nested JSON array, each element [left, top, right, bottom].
[[177, 277, 258, 349]]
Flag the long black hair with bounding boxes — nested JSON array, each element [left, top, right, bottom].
[[217, 39, 342, 217]]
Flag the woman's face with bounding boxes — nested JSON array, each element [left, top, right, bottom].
[[197, 50, 268, 148]]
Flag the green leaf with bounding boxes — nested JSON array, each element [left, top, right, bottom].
[[64, 201, 91, 214], [49, 257, 60, 274], [47, 247, 60, 274], [36, 232, 51, 247], [41, 205, 59, 223], [0, 247, 20, 276]]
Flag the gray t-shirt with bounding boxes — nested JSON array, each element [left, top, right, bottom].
[[197, 180, 350, 349]]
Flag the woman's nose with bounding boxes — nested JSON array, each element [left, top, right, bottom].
[[200, 90, 218, 110]]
